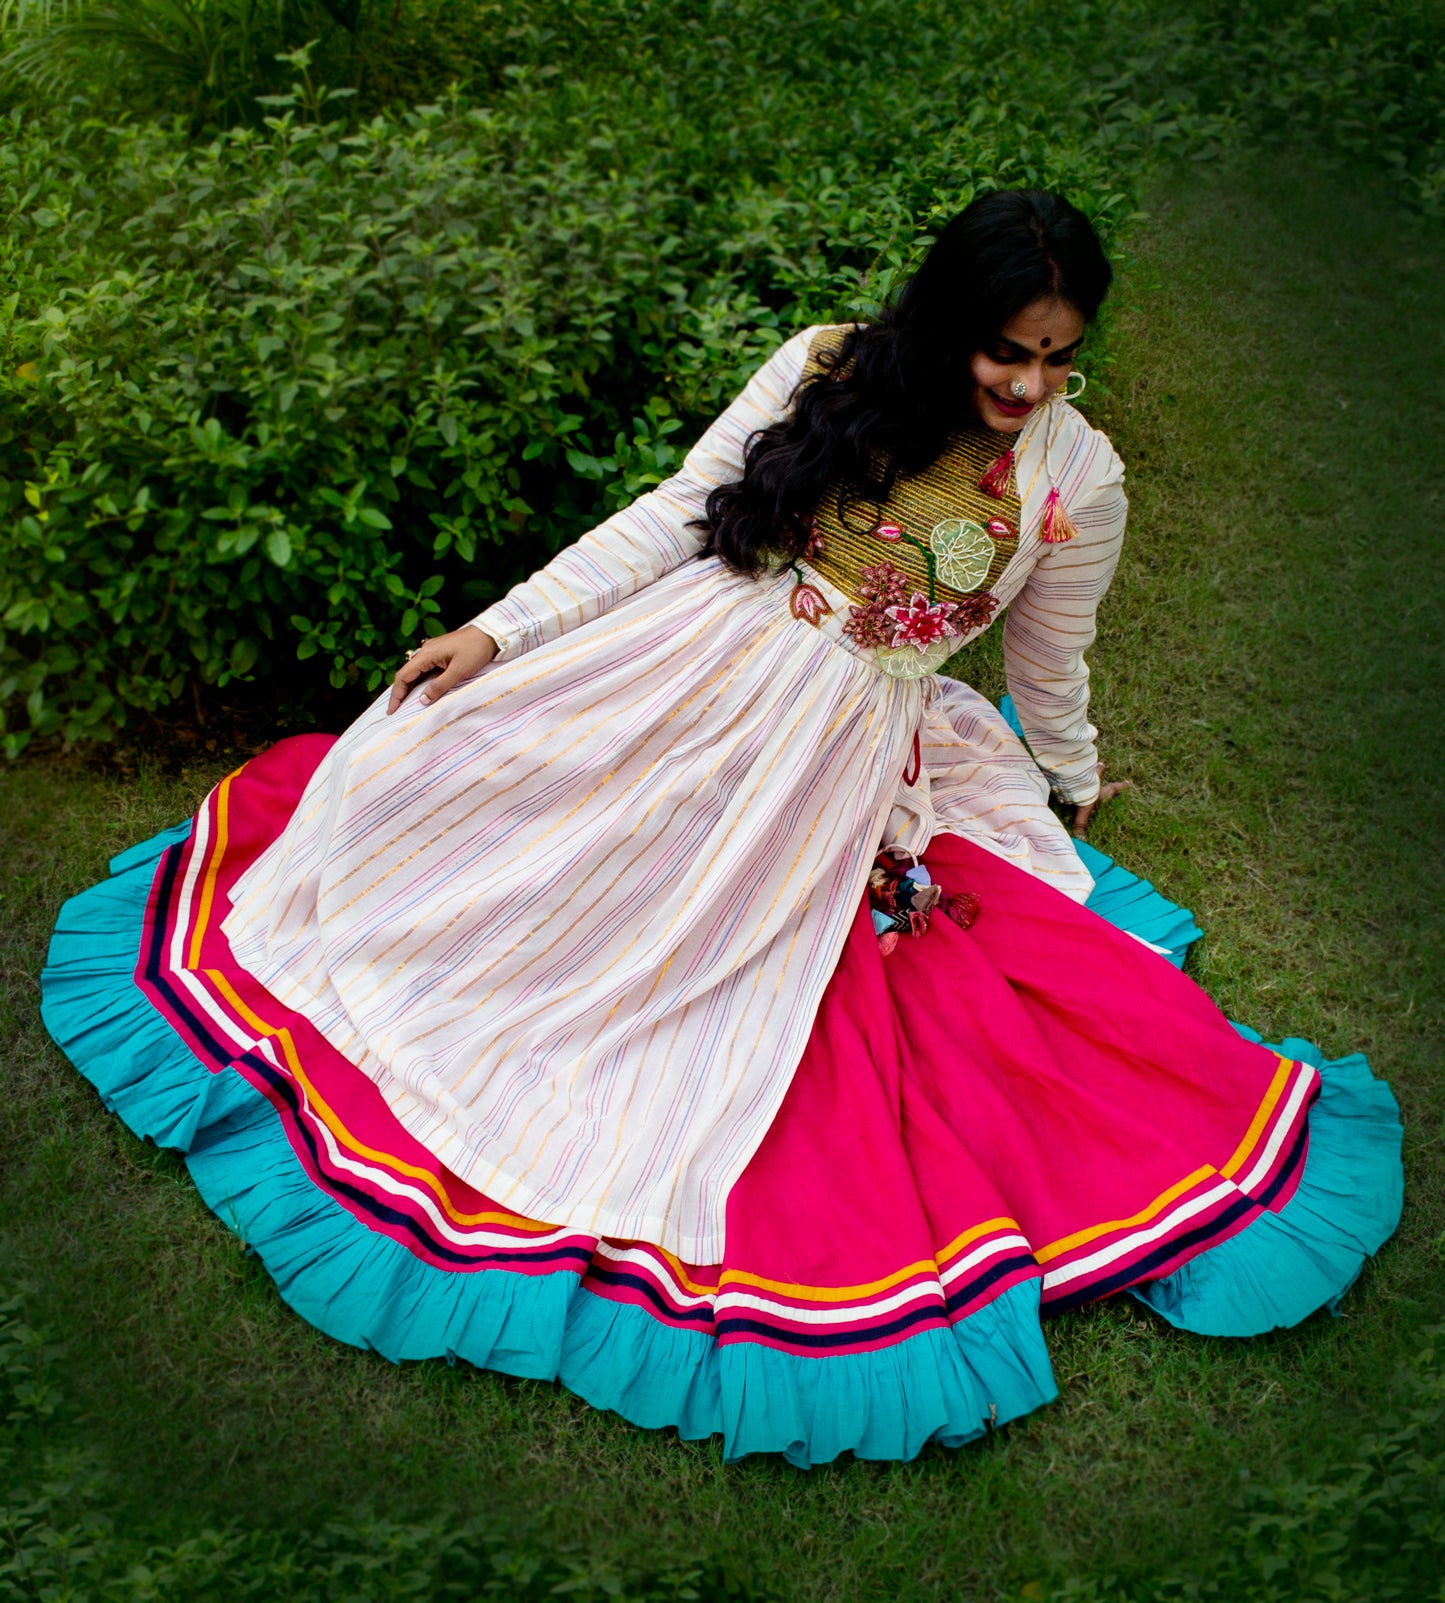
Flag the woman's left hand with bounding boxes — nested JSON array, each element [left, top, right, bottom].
[[1071, 762, 1131, 839]]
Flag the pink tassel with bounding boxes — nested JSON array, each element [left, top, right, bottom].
[[1039, 486, 1078, 543], [977, 449, 1014, 499]]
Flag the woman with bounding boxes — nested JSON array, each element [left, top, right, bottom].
[[42, 190, 1402, 1467]]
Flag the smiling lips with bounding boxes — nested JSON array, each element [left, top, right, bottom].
[[988, 389, 1034, 417]]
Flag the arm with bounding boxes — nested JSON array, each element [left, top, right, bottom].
[[1001, 453, 1127, 808], [466, 328, 815, 660]]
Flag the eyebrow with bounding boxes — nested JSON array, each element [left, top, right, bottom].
[[995, 335, 1083, 357]]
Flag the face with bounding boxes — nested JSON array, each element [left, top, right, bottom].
[[968, 297, 1086, 433]]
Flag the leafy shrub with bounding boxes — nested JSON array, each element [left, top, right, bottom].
[[0, 0, 1439, 755], [0, 3, 1147, 754]]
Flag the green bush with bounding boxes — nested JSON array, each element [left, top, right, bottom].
[[0, 0, 1439, 755], [0, 3, 1146, 754]]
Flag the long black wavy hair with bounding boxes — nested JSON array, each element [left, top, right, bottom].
[[699, 189, 1114, 574]]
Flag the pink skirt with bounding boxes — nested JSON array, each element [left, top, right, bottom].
[[41, 734, 1403, 1466]]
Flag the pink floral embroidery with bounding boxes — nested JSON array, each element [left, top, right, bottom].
[[857, 562, 908, 606], [801, 517, 827, 560], [986, 517, 1017, 541], [884, 594, 962, 650], [873, 523, 905, 542], [842, 604, 892, 649], [789, 581, 832, 626], [951, 591, 999, 633]]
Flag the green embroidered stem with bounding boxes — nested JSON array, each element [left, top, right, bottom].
[[898, 534, 937, 603]]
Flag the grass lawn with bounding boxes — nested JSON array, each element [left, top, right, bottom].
[[1, 149, 1440, 1600]]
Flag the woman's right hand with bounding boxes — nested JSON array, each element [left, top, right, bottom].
[[387, 624, 498, 714]]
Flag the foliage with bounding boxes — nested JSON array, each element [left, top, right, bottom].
[[0, 1284, 771, 1601], [0, 3, 1145, 754], [0, 0, 1440, 755], [1130, 0, 1445, 216], [0, 0, 400, 130], [1012, 1329, 1445, 1603]]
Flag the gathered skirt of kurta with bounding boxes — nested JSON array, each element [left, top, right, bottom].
[[220, 555, 1087, 1262]]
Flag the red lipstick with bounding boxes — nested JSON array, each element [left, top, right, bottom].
[[987, 389, 1034, 418]]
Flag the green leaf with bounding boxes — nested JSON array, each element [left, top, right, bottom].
[[265, 530, 293, 567], [229, 637, 261, 675]]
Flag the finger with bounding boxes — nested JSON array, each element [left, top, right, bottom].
[[387, 651, 444, 713], [418, 655, 469, 705]]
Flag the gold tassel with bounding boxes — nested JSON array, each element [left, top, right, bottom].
[[1039, 486, 1078, 543]]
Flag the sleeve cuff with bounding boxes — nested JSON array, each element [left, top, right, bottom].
[[1046, 768, 1101, 807], [464, 607, 521, 662]]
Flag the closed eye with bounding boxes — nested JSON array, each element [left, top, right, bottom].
[[992, 340, 1083, 364]]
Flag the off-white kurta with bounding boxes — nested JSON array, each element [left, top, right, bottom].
[[222, 326, 1127, 1261]]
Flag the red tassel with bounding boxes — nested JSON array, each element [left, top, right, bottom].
[[943, 891, 981, 930], [977, 449, 1014, 499], [1039, 486, 1078, 543]]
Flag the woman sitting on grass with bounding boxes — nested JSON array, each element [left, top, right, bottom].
[[43, 188, 1402, 1467]]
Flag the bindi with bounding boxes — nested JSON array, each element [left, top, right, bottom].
[[1039, 336, 1052, 348]]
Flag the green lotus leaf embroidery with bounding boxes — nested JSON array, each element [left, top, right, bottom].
[[929, 519, 993, 591], [873, 640, 954, 680]]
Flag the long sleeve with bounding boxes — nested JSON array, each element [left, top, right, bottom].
[[468, 328, 815, 659], [1002, 447, 1127, 806]]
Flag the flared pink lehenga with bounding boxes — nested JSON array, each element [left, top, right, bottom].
[[41, 328, 1403, 1466]]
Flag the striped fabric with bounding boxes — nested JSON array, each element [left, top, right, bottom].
[[220, 328, 1129, 1262], [165, 751, 1319, 1346]]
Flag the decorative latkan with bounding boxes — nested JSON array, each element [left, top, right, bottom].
[[867, 850, 981, 957], [977, 449, 1015, 499], [1039, 486, 1079, 544]]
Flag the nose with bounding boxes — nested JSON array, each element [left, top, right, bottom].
[[1016, 359, 1049, 402]]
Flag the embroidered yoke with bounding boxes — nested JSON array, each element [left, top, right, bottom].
[[801, 326, 1026, 630]]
